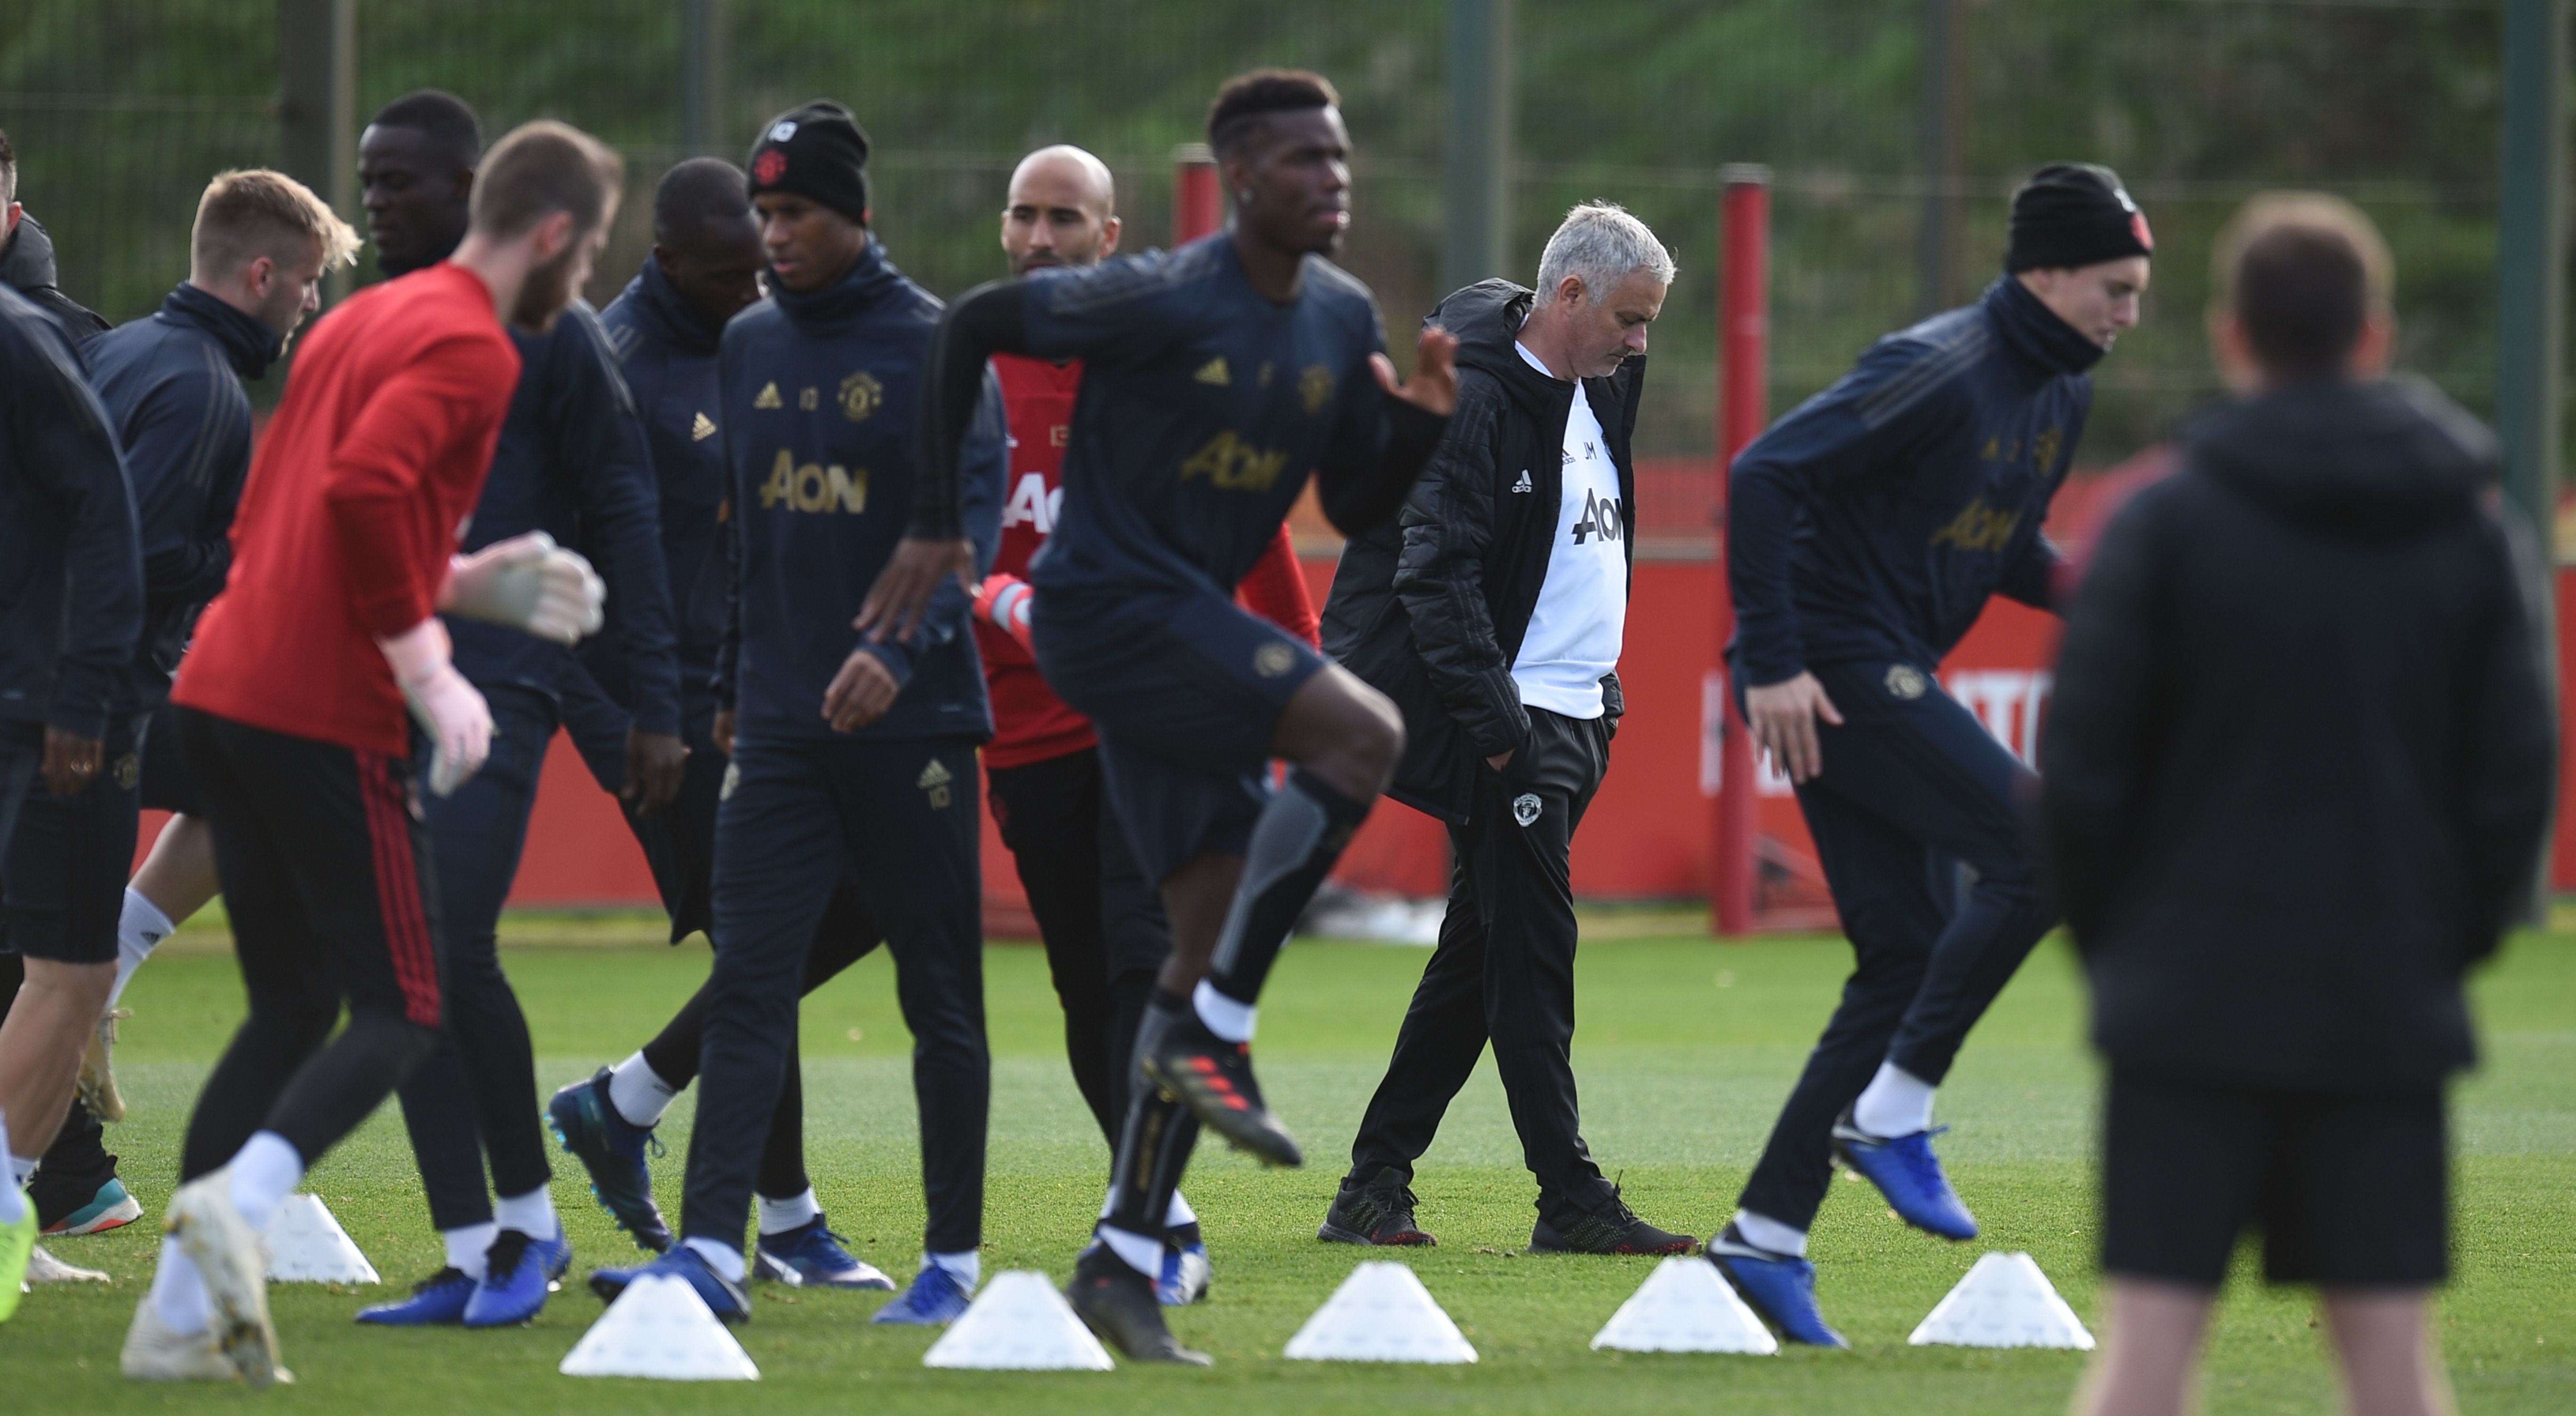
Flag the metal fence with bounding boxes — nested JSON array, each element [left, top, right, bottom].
[[0, 0, 2517, 487]]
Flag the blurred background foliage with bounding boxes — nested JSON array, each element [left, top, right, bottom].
[[0, 0, 2518, 468]]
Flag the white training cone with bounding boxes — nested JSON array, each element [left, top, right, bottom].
[[1908, 1251, 2095, 1350], [560, 1273, 760, 1380], [923, 1270, 1115, 1371], [261, 1194, 379, 1284], [1591, 1255, 1779, 1355], [1283, 1261, 1477, 1364]]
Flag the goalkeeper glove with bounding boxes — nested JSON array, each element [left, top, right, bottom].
[[442, 531, 606, 645], [379, 618, 491, 797], [973, 571, 1036, 655]]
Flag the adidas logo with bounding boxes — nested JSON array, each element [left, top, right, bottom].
[[1193, 356, 1231, 386], [691, 411, 717, 441], [917, 759, 953, 789], [1512, 469, 1533, 493], [753, 382, 783, 410]]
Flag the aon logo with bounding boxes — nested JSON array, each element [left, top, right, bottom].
[[1001, 472, 1063, 534], [758, 448, 868, 514], [1177, 430, 1289, 493]]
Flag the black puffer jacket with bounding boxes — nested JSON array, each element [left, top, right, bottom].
[[2043, 377, 2553, 1090], [1322, 280, 1642, 824], [0, 214, 109, 342]]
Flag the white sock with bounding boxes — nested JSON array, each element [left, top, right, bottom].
[[1731, 1208, 1808, 1258], [1191, 979, 1256, 1043], [681, 1236, 745, 1284], [925, 1249, 979, 1294], [0, 1113, 21, 1226], [6, 1152, 35, 1190], [1164, 1190, 1197, 1230], [492, 1185, 558, 1242], [443, 1222, 498, 1281], [108, 888, 175, 1011], [1852, 1061, 1937, 1138], [1097, 1224, 1162, 1279], [607, 1051, 680, 1128], [149, 1234, 212, 1335], [757, 1187, 820, 1236], [225, 1131, 304, 1231]]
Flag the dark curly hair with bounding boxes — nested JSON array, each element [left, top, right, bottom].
[[1205, 69, 1341, 161]]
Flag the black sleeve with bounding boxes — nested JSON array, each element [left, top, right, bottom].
[[2037, 486, 2171, 948], [908, 280, 1033, 540], [1389, 376, 1525, 757], [2454, 515, 2557, 969], [558, 315, 682, 733], [1316, 390, 1448, 536], [8, 319, 142, 738]]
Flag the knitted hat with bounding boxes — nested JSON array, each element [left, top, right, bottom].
[[2005, 163, 2153, 273], [746, 101, 870, 225]]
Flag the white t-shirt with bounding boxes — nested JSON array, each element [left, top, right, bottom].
[[1508, 341, 1627, 719]]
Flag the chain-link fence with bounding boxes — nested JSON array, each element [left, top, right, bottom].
[[0, 0, 2522, 482]]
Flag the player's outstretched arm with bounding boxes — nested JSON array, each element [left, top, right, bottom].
[[858, 278, 1034, 645], [1315, 324, 1459, 536]]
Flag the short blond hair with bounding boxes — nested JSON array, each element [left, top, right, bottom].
[[470, 120, 623, 241], [192, 169, 360, 280]]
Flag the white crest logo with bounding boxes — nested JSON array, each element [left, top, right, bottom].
[[1513, 793, 1542, 828], [768, 120, 799, 142], [721, 762, 741, 801]]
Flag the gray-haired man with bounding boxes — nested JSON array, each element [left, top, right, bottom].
[[1319, 202, 1689, 1254]]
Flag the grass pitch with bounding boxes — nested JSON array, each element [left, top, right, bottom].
[[7, 911, 2572, 1413]]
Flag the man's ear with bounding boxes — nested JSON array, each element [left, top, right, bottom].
[[2, 201, 19, 243], [1098, 213, 1122, 258], [1556, 274, 1587, 308], [245, 254, 277, 299]]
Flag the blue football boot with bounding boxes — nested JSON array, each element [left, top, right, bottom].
[[588, 1245, 749, 1325], [869, 1263, 971, 1326], [1157, 1222, 1211, 1307], [463, 1228, 572, 1328], [754, 1215, 894, 1290], [1708, 1225, 1848, 1349], [355, 1267, 476, 1326], [547, 1068, 671, 1252], [1830, 1106, 1979, 1240]]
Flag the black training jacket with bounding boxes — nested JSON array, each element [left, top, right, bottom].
[[0, 214, 109, 343], [2043, 377, 2554, 1091], [0, 284, 142, 738], [1321, 279, 1641, 824]]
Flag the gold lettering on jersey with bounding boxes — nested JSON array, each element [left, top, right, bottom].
[[754, 382, 783, 410], [1048, 423, 1070, 448], [692, 411, 718, 441], [1298, 363, 1335, 415], [1928, 497, 2020, 553], [1177, 430, 1288, 493], [2032, 426, 2064, 470], [918, 756, 954, 809], [1193, 356, 1232, 386], [1979, 436, 2000, 460], [797, 386, 821, 412], [839, 370, 884, 423], [758, 447, 868, 514]]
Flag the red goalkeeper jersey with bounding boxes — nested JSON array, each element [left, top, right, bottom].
[[980, 353, 1318, 770], [174, 263, 520, 755]]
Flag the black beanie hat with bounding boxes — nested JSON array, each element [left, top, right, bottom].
[[747, 101, 871, 224], [2004, 163, 2153, 273]]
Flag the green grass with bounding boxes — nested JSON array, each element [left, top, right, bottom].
[[10, 913, 2575, 1413]]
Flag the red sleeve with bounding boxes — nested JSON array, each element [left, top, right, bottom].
[[1237, 521, 1321, 648], [322, 333, 517, 638]]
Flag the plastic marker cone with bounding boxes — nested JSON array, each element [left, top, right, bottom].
[[1591, 1256, 1779, 1354], [261, 1194, 379, 1284], [560, 1272, 760, 1380], [1283, 1261, 1477, 1364], [923, 1270, 1115, 1371], [1908, 1251, 2095, 1350]]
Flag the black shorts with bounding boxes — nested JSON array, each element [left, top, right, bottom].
[[1032, 582, 1322, 885], [2102, 1069, 2448, 1289], [138, 699, 201, 815], [2, 712, 147, 964]]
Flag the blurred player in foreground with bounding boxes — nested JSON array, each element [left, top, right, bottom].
[[886, 68, 1456, 1364], [2050, 195, 2551, 1416], [123, 121, 619, 1385], [1714, 164, 2151, 1346]]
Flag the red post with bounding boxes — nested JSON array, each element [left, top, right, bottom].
[[1173, 144, 1223, 244], [1712, 165, 1771, 937]]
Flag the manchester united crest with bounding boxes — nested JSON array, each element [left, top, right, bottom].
[[1885, 664, 1928, 700], [1298, 363, 1335, 416], [839, 370, 884, 423]]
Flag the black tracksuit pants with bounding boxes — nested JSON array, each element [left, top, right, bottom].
[[1734, 656, 2053, 1232], [172, 709, 445, 1182], [1346, 707, 1616, 1221], [680, 732, 987, 1257], [986, 745, 1172, 1151]]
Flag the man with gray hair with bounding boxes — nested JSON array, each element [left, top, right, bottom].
[[1319, 201, 1687, 1254]]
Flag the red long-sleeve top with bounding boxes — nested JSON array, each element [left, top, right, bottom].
[[175, 263, 521, 755], [981, 354, 1318, 770]]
